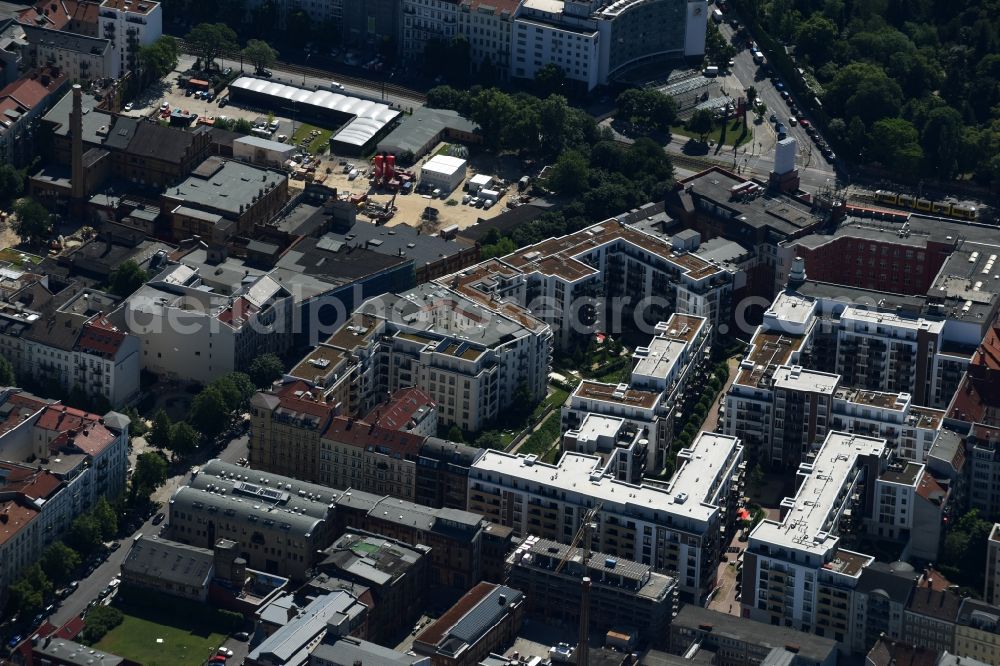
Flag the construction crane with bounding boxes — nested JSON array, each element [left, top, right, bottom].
[[550, 502, 603, 666], [554, 502, 603, 575]]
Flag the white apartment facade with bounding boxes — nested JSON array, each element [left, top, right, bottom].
[[987, 524, 1000, 605], [0, 290, 141, 408], [468, 431, 744, 601], [742, 431, 890, 646], [97, 0, 162, 78], [401, 0, 460, 59], [510, 0, 708, 90], [124, 265, 293, 385], [458, 0, 521, 76], [332, 282, 553, 433], [20, 24, 115, 80]]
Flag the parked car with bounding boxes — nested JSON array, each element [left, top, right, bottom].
[[152, 513, 165, 526], [218, 647, 235, 657], [799, 118, 810, 128], [233, 632, 250, 642], [124, 102, 133, 111], [110, 541, 121, 551], [330, 81, 345, 90], [257, 69, 272, 78], [788, 116, 797, 126], [7, 635, 21, 648]]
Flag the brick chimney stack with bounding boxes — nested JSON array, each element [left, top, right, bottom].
[[70, 84, 85, 200]]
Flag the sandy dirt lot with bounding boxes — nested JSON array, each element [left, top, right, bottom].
[[317, 146, 530, 232]]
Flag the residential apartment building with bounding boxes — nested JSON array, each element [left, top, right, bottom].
[[96, 0, 160, 76], [507, 536, 677, 646], [458, 0, 520, 77], [725, 290, 951, 468], [0, 69, 69, 167], [562, 413, 648, 484], [669, 605, 838, 666], [401, 0, 459, 60], [902, 583, 962, 656], [0, 389, 129, 603], [987, 524, 1000, 605], [955, 598, 1000, 666], [329, 281, 552, 433], [469, 431, 744, 601], [510, 0, 707, 91], [319, 416, 424, 500], [871, 460, 947, 561], [319, 532, 429, 645], [415, 437, 483, 510], [167, 460, 338, 579], [125, 265, 293, 384], [19, 24, 114, 79], [331, 488, 496, 590], [0, 287, 140, 407], [412, 582, 524, 666], [741, 432, 890, 646], [249, 379, 337, 482], [562, 381, 663, 472]]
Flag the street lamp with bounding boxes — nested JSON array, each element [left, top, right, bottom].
[[303, 52, 311, 87]]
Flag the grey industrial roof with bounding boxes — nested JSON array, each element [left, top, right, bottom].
[[33, 639, 123, 666], [672, 606, 838, 662], [337, 488, 483, 535], [321, 532, 424, 586], [430, 584, 523, 652], [194, 459, 337, 519], [275, 235, 411, 283], [42, 87, 110, 142], [165, 157, 284, 217], [234, 134, 296, 153], [308, 215, 467, 268], [419, 437, 483, 467], [121, 535, 214, 589], [311, 637, 421, 666], [229, 77, 399, 147], [794, 280, 927, 315], [376, 106, 478, 156], [22, 23, 110, 56], [169, 485, 324, 537], [855, 561, 917, 604], [249, 592, 364, 665]]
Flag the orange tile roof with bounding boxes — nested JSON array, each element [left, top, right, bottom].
[[321, 416, 426, 457], [0, 392, 49, 436], [366, 387, 434, 432], [49, 421, 115, 456], [0, 499, 38, 546], [0, 464, 63, 500], [76, 316, 126, 357], [272, 379, 338, 421]]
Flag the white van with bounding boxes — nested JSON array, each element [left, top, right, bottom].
[[703, 65, 720, 77], [712, 8, 724, 22]]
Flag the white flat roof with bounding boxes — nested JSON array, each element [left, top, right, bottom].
[[765, 291, 816, 326], [422, 154, 467, 176], [573, 413, 626, 444], [234, 135, 296, 153], [751, 431, 886, 557], [632, 336, 687, 382], [771, 365, 839, 395], [839, 306, 944, 334], [472, 432, 741, 524], [229, 77, 400, 148]]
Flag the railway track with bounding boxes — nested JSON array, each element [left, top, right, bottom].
[[174, 39, 427, 104]]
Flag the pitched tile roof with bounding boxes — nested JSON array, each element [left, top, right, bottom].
[[321, 416, 426, 458]]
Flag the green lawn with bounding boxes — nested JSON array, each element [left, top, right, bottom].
[[672, 119, 754, 147], [291, 123, 333, 154], [94, 596, 234, 666], [0, 247, 43, 266]]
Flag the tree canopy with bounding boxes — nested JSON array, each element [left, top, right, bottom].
[[108, 260, 148, 298], [185, 23, 237, 70], [243, 39, 278, 72], [139, 36, 179, 81], [749, 0, 1000, 181], [248, 353, 284, 389], [12, 198, 51, 246]]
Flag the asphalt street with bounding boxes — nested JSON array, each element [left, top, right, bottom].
[[45, 432, 250, 648], [681, 21, 843, 193]]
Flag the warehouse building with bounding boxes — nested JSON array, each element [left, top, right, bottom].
[[233, 135, 296, 167], [227, 77, 400, 155], [376, 106, 479, 160]]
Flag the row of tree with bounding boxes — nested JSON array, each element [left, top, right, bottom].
[[7, 497, 118, 617], [184, 23, 279, 72], [738, 0, 1000, 183], [145, 355, 283, 459]]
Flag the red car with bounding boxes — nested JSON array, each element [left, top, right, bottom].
[[799, 118, 810, 128]]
